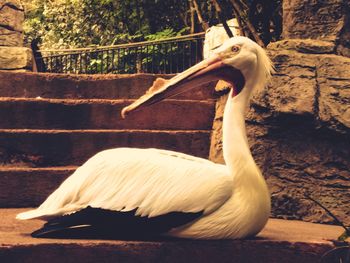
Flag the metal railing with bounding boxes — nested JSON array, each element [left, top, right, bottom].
[[36, 33, 205, 74]]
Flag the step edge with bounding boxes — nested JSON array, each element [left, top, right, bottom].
[[0, 97, 216, 104], [0, 129, 212, 133]]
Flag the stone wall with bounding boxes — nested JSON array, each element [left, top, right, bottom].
[[0, 0, 33, 71], [0, 0, 24, 46], [209, 1, 350, 225], [283, 0, 350, 57]]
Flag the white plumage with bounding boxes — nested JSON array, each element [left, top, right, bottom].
[[17, 36, 273, 239], [20, 148, 230, 219]]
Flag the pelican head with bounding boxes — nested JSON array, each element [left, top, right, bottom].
[[122, 36, 273, 117]]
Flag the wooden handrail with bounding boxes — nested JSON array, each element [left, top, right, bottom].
[[41, 32, 206, 54]]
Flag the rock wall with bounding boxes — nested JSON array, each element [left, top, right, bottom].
[[0, 0, 24, 46], [0, 0, 32, 71], [283, 0, 350, 57], [209, 40, 350, 224]]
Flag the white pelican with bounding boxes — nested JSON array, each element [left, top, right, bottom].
[[17, 36, 273, 239]]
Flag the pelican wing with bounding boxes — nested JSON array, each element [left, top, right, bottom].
[[17, 148, 232, 221]]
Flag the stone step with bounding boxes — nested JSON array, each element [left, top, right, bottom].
[[0, 208, 344, 263], [0, 71, 217, 100], [0, 129, 210, 167], [0, 167, 76, 207], [0, 98, 215, 130]]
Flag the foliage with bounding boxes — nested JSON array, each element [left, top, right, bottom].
[[22, 0, 194, 49], [23, 0, 140, 49], [22, 0, 282, 50], [23, 0, 282, 75]]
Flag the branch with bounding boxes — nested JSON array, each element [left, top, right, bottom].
[[236, 0, 249, 10], [192, 0, 209, 31], [229, 0, 265, 46], [188, 0, 195, 34], [211, 0, 234, 38], [231, 3, 246, 36], [304, 194, 350, 235]]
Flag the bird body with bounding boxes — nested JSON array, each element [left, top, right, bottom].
[[20, 148, 230, 221], [17, 36, 273, 239]]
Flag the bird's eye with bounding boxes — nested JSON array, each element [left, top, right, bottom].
[[231, 46, 240, 52]]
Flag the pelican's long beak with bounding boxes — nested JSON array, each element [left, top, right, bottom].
[[121, 54, 244, 118]]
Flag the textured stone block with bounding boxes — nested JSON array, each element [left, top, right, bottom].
[[249, 50, 317, 120], [0, 71, 216, 99], [283, 0, 346, 41], [0, 98, 215, 130], [0, 26, 23, 46], [268, 39, 335, 54], [0, 130, 211, 167], [0, 0, 24, 10], [0, 5, 24, 32], [318, 55, 350, 131], [0, 47, 32, 69]]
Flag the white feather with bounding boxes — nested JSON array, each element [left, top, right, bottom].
[[17, 148, 232, 220]]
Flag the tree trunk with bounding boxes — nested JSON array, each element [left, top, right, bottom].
[[192, 0, 209, 31], [189, 0, 195, 34]]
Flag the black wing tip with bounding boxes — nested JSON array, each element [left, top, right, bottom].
[[30, 207, 204, 240], [31, 228, 46, 238], [31, 224, 93, 239], [31, 228, 55, 238]]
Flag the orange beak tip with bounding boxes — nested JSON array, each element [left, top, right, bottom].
[[121, 108, 128, 119]]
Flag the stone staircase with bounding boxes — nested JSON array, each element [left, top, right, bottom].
[[0, 70, 345, 262], [0, 71, 217, 207]]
